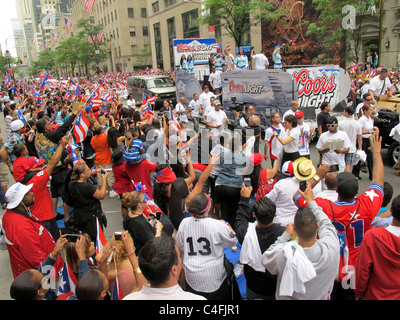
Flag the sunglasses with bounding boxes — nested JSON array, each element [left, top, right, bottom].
[[327, 124, 337, 127]]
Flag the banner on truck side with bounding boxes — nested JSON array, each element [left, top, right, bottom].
[[285, 65, 351, 109]]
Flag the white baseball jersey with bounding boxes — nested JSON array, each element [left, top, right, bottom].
[[176, 216, 237, 293]]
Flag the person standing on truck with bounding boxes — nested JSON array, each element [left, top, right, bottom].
[[208, 66, 223, 101], [251, 47, 270, 70], [234, 48, 249, 70]]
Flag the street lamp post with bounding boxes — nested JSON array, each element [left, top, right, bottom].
[[4, 50, 15, 83]]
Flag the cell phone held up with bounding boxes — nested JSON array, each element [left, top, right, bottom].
[[299, 181, 307, 192], [244, 177, 251, 188], [65, 234, 80, 242], [114, 232, 122, 241]]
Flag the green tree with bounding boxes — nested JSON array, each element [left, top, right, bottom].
[[305, 0, 379, 66], [54, 37, 81, 76], [197, 0, 269, 47], [76, 18, 110, 74]]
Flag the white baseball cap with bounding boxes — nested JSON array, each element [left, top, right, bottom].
[[10, 120, 25, 132], [5, 183, 33, 209]]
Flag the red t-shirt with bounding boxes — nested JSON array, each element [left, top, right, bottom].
[[112, 162, 134, 194], [13, 156, 31, 183], [28, 170, 54, 221], [125, 160, 157, 198]]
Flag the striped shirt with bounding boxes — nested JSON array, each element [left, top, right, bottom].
[[176, 216, 237, 293]]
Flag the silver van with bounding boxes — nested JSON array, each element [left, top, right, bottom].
[[127, 75, 177, 110]]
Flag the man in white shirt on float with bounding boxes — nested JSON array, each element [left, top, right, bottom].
[[199, 85, 214, 120], [282, 101, 299, 121], [208, 66, 223, 101], [206, 100, 229, 142], [316, 116, 351, 173], [369, 68, 393, 102], [250, 47, 269, 70]]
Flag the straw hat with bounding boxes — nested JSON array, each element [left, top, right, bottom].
[[293, 157, 316, 181]]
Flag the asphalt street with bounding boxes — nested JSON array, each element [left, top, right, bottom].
[[0, 111, 399, 300]]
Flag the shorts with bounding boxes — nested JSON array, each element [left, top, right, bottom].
[[345, 153, 356, 166], [95, 163, 115, 189], [50, 180, 66, 200], [0, 162, 9, 186]]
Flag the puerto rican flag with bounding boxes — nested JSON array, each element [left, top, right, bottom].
[[57, 261, 78, 300], [86, 85, 103, 111], [170, 108, 181, 132], [72, 112, 90, 144], [112, 273, 124, 300], [213, 43, 222, 50], [66, 144, 81, 166], [95, 217, 107, 256]]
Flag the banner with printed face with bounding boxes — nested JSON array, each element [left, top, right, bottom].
[[285, 65, 351, 109]]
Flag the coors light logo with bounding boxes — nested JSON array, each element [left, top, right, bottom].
[[292, 69, 337, 108]]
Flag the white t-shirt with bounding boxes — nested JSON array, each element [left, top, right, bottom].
[[175, 102, 188, 122], [297, 122, 311, 156], [207, 109, 227, 136], [316, 130, 352, 172], [358, 115, 374, 138], [252, 53, 269, 70], [199, 91, 214, 110], [338, 117, 362, 153], [208, 70, 222, 88], [369, 75, 391, 97], [282, 109, 296, 121], [127, 99, 136, 108], [283, 127, 300, 153], [123, 284, 206, 300], [189, 99, 201, 117], [264, 124, 285, 160]]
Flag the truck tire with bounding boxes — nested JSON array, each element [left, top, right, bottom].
[[388, 141, 400, 166]]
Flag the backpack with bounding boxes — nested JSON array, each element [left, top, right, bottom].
[[255, 168, 276, 202]]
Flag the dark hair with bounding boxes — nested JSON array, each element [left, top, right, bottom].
[[94, 126, 103, 136], [363, 93, 372, 100], [320, 102, 330, 111], [382, 182, 394, 207], [10, 270, 41, 300], [187, 193, 209, 216], [70, 163, 87, 181], [138, 237, 179, 286], [12, 144, 27, 158], [294, 207, 318, 240], [344, 107, 354, 115], [284, 114, 297, 128], [75, 270, 106, 300], [391, 195, 400, 221], [36, 118, 47, 133], [254, 197, 276, 225], [107, 126, 119, 150]]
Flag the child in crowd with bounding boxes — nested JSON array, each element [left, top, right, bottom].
[[12, 144, 45, 184]]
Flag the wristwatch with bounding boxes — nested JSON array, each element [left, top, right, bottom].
[[313, 174, 321, 183]]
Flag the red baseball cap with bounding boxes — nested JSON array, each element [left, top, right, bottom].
[[295, 110, 304, 118]]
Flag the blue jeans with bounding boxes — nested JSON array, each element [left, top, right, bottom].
[[192, 117, 200, 133], [0, 184, 6, 205]]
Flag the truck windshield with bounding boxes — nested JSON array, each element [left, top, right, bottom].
[[146, 78, 174, 89]]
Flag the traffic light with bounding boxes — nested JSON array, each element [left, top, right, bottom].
[[19, 58, 23, 64]]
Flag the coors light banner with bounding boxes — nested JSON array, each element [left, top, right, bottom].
[[286, 65, 351, 109]]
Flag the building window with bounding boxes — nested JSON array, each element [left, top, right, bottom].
[[154, 22, 163, 68], [128, 8, 134, 18], [131, 45, 138, 55], [182, 9, 199, 39], [129, 27, 136, 37], [141, 8, 147, 18], [142, 26, 149, 36], [167, 17, 176, 69], [152, 1, 159, 13], [164, 0, 176, 7]]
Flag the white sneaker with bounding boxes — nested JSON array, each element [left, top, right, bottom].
[[109, 190, 118, 198]]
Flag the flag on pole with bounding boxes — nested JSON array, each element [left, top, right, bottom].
[[72, 112, 90, 144], [17, 109, 27, 123], [112, 273, 124, 300], [84, 0, 95, 13], [95, 217, 107, 255], [66, 144, 81, 166], [170, 108, 181, 132], [213, 43, 222, 50], [56, 261, 78, 300], [40, 74, 49, 90], [65, 18, 72, 34], [52, 32, 58, 43]]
